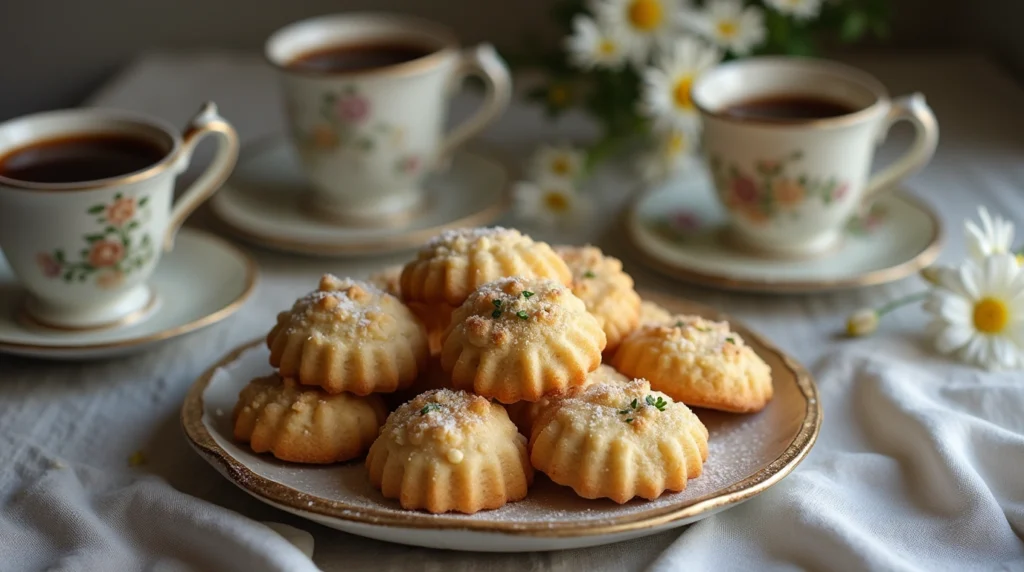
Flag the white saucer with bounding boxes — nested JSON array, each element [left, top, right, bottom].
[[183, 293, 820, 552], [210, 138, 509, 257], [0, 229, 257, 360], [627, 174, 942, 293]]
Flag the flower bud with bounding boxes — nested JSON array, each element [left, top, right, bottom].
[[846, 309, 879, 337]]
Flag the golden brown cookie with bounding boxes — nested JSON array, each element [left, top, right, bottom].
[[638, 300, 673, 326], [400, 227, 571, 307], [505, 364, 628, 436], [367, 264, 403, 297], [530, 378, 708, 503], [233, 374, 387, 464], [366, 389, 533, 514], [612, 316, 773, 413], [440, 276, 606, 403], [555, 245, 641, 352], [266, 274, 429, 395]]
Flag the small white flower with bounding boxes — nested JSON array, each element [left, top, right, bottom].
[[528, 145, 586, 184], [845, 308, 879, 337], [513, 178, 590, 228], [565, 15, 628, 70], [639, 128, 698, 183], [923, 254, 1024, 370], [683, 0, 766, 56], [593, 0, 687, 66], [765, 0, 823, 20], [965, 206, 1016, 261], [640, 35, 721, 132]]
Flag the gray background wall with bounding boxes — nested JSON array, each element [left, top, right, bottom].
[[1, 0, 1021, 120]]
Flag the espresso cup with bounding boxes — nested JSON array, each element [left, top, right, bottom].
[[693, 57, 939, 258], [0, 103, 239, 329], [266, 13, 512, 223]]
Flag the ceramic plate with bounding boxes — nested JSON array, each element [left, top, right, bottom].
[[627, 174, 942, 293], [210, 138, 509, 257], [182, 292, 820, 552], [0, 229, 257, 359]]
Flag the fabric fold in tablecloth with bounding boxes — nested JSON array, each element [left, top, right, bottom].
[[649, 350, 1024, 571], [0, 434, 319, 572]]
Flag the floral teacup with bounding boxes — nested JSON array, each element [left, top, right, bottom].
[[693, 57, 939, 258], [266, 13, 512, 223], [0, 103, 238, 329]]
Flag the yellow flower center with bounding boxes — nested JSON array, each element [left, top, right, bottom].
[[973, 297, 1010, 334], [717, 20, 738, 39], [1017, 253, 1024, 266], [673, 75, 694, 109], [551, 156, 572, 176], [628, 0, 664, 31], [548, 85, 569, 107], [598, 39, 617, 56], [543, 191, 570, 212]]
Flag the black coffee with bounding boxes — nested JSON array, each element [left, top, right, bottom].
[[0, 134, 166, 184], [722, 95, 857, 121], [287, 42, 433, 73]]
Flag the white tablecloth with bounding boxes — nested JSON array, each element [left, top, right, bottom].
[[2, 52, 1023, 571]]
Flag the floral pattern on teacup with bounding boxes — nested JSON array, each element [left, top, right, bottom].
[[36, 193, 155, 288], [846, 203, 888, 235], [710, 151, 849, 226]]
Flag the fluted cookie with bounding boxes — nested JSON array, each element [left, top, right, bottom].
[[366, 389, 533, 514], [555, 245, 641, 352], [367, 264, 403, 297], [530, 378, 708, 503], [505, 364, 628, 436], [234, 374, 387, 464], [441, 276, 606, 403], [612, 316, 773, 413], [638, 300, 673, 326], [400, 227, 571, 307], [267, 274, 429, 395]]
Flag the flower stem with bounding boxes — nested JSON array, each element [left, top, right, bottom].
[[877, 291, 928, 316]]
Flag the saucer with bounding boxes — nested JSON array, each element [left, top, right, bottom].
[[210, 138, 509, 257], [0, 229, 257, 360], [627, 174, 942, 293]]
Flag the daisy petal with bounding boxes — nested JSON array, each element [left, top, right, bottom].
[[934, 325, 973, 354]]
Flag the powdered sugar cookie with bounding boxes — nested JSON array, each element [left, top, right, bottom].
[[555, 245, 641, 351]]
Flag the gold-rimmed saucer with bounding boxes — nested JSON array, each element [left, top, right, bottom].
[[181, 292, 820, 552], [0, 229, 257, 360], [210, 137, 510, 257], [627, 176, 942, 293]]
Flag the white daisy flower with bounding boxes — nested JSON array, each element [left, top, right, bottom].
[[923, 253, 1024, 370], [639, 35, 721, 132], [639, 128, 699, 183], [965, 206, 1016, 261], [565, 15, 628, 70], [593, 0, 687, 66], [528, 145, 586, 184], [765, 0, 823, 21], [684, 0, 766, 56], [513, 178, 590, 228]]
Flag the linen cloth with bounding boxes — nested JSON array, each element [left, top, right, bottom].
[[1, 52, 1023, 571]]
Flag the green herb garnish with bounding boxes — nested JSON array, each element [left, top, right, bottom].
[[675, 320, 685, 328], [583, 270, 596, 279], [493, 299, 502, 308], [626, 418, 634, 423], [491, 309, 502, 319], [420, 403, 441, 415], [652, 396, 667, 411], [630, 398, 638, 409], [725, 337, 735, 344], [645, 395, 655, 406], [516, 310, 529, 320], [522, 291, 534, 299]]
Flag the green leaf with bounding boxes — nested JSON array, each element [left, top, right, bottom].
[[114, 192, 123, 200], [141, 235, 151, 246], [86, 234, 105, 243], [54, 250, 65, 262], [841, 11, 868, 43], [138, 196, 149, 207], [127, 221, 139, 230], [105, 226, 116, 234], [62, 271, 73, 281], [88, 205, 105, 215], [78, 275, 86, 282], [80, 249, 89, 257], [124, 237, 132, 249], [645, 395, 656, 406]]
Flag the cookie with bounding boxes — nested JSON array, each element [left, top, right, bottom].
[[367, 264, 403, 297], [440, 276, 606, 403], [366, 389, 533, 514], [266, 274, 430, 394], [612, 316, 773, 413], [638, 300, 673, 326], [555, 245, 641, 352], [530, 378, 708, 503], [505, 364, 628, 436], [233, 374, 387, 464]]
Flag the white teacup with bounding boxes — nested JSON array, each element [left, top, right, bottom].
[[693, 57, 939, 258], [0, 103, 239, 329], [266, 13, 512, 223]]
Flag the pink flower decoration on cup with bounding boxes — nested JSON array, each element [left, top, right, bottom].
[[36, 253, 61, 278], [731, 176, 759, 204], [106, 197, 136, 226], [337, 95, 370, 124], [88, 240, 125, 268]]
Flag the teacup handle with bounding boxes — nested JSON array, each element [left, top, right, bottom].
[[864, 93, 939, 200], [437, 44, 512, 163], [163, 102, 240, 251]]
